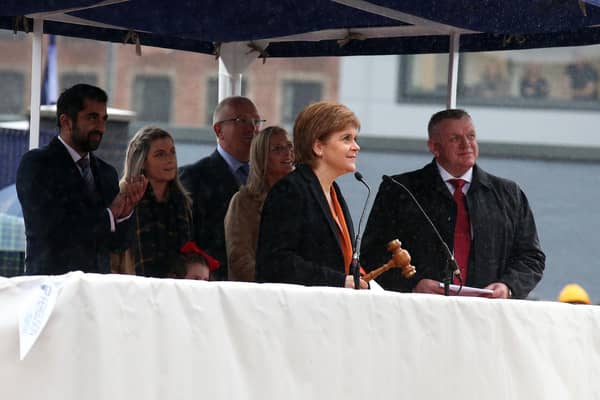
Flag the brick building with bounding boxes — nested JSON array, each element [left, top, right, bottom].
[[0, 30, 339, 134]]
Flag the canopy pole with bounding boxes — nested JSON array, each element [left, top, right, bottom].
[[446, 32, 460, 110], [217, 41, 267, 102], [29, 18, 43, 149], [218, 58, 242, 101]]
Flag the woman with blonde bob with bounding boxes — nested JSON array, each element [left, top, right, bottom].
[[113, 126, 195, 278], [255, 101, 368, 289], [224, 126, 294, 281]]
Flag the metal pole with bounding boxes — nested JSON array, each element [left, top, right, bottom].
[[218, 58, 242, 102], [29, 18, 43, 149], [217, 41, 265, 102], [106, 42, 115, 99], [446, 32, 460, 109]]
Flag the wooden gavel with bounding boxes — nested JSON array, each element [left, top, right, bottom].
[[362, 239, 416, 282]]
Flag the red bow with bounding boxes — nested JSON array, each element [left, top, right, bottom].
[[180, 241, 221, 271]]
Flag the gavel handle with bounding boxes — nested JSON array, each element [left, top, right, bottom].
[[362, 261, 396, 282]]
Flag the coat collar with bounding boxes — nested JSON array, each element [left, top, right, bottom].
[[424, 159, 454, 201], [48, 136, 105, 200], [296, 164, 344, 252], [471, 164, 493, 191], [426, 158, 492, 196], [49, 135, 97, 167], [49, 136, 85, 171], [210, 149, 242, 189]]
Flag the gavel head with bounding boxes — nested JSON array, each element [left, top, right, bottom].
[[386, 239, 410, 266], [386, 239, 416, 278]]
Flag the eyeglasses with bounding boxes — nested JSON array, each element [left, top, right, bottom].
[[270, 143, 294, 155], [217, 117, 266, 128]]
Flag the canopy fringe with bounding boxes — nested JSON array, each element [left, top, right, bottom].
[[502, 34, 526, 47], [123, 30, 142, 56], [337, 30, 365, 47], [246, 42, 269, 64], [213, 42, 221, 59], [13, 16, 31, 34]]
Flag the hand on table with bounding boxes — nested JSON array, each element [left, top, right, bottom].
[[413, 278, 445, 295], [345, 275, 369, 289]]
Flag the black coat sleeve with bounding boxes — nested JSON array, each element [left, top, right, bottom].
[[498, 187, 545, 298]]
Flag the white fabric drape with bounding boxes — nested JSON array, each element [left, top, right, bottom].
[[1, 272, 598, 399]]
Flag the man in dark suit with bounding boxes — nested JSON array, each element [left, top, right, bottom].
[[16, 84, 146, 275], [361, 109, 545, 299], [180, 96, 263, 280]]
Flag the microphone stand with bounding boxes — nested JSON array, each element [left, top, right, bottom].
[[443, 258, 454, 296], [382, 175, 461, 296], [352, 172, 371, 289], [351, 252, 360, 291]]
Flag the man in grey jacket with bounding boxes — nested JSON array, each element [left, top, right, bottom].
[[361, 109, 545, 299]]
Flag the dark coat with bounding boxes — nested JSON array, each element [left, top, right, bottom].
[[16, 136, 129, 275], [255, 164, 354, 287], [179, 150, 240, 280], [360, 160, 545, 298]]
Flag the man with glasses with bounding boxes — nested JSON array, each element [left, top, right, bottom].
[[180, 96, 264, 280]]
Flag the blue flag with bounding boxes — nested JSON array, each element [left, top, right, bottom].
[[41, 35, 58, 105]]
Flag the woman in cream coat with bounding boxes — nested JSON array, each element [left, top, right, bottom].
[[224, 126, 294, 281]]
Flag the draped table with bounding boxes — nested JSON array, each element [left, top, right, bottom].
[[1, 272, 598, 399]]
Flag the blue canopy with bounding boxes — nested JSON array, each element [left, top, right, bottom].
[[2, 1, 600, 57]]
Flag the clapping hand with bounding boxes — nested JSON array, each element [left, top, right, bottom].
[[111, 175, 148, 219]]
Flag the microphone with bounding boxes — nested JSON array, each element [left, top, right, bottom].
[[381, 175, 461, 294], [351, 171, 371, 289]]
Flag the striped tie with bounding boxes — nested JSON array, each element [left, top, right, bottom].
[[77, 157, 96, 193]]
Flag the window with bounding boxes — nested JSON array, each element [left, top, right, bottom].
[[0, 29, 26, 41], [132, 75, 172, 122], [398, 46, 600, 110], [205, 77, 248, 125], [399, 54, 457, 102], [281, 81, 323, 125], [60, 72, 98, 93], [0, 71, 25, 116]]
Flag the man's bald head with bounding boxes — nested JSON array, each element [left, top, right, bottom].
[[212, 96, 261, 163]]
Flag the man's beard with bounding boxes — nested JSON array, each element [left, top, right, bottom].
[[71, 123, 102, 153]]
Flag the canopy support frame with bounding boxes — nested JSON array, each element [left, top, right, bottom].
[[28, 18, 43, 150], [217, 41, 267, 101], [446, 32, 460, 109]]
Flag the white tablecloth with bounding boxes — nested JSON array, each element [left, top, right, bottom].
[[1, 272, 598, 400]]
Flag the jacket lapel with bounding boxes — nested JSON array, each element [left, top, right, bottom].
[[211, 150, 241, 191], [298, 165, 343, 251], [89, 153, 109, 202], [468, 164, 491, 194], [425, 160, 454, 202], [50, 137, 104, 204], [334, 182, 355, 241], [49, 137, 86, 188]]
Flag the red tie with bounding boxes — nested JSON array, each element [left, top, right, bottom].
[[449, 179, 470, 284]]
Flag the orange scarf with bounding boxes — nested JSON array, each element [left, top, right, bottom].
[[328, 187, 353, 275]]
